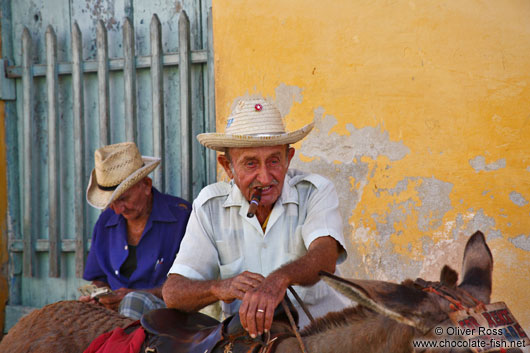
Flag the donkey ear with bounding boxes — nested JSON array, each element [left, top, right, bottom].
[[320, 272, 446, 333], [440, 265, 458, 288], [458, 231, 493, 304]]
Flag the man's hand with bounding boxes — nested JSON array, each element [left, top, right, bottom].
[[238, 273, 290, 338], [97, 287, 133, 311], [213, 271, 265, 303], [78, 295, 98, 305], [238, 236, 342, 338]]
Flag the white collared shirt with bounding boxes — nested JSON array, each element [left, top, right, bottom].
[[168, 169, 351, 327]]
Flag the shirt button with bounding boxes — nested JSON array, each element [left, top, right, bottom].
[[124, 245, 128, 250], [115, 270, 119, 275]]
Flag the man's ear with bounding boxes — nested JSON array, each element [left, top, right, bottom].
[[218, 154, 234, 179], [143, 177, 153, 194]]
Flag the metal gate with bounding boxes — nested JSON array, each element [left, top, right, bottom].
[[0, 0, 215, 331]]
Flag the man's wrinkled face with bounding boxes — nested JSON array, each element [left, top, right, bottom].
[[109, 177, 152, 220], [218, 145, 295, 209]]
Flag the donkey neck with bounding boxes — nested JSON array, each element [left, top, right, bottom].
[[275, 309, 416, 353]]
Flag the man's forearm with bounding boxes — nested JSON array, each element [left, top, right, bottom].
[[162, 274, 220, 311], [269, 235, 340, 288], [142, 286, 163, 299]]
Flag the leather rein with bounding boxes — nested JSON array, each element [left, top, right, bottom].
[[255, 286, 314, 353]]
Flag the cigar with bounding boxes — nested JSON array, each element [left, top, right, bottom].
[[247, 188, 262, 218]]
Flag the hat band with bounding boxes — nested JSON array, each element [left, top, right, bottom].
[[97, 183, 118, 191]]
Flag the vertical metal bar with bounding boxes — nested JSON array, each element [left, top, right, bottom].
[[46, 25, 60, 277], [179, 11, 192, 201], [150, 14, 165, 191], [72, 22, 86, 278], [21, 28, 34, 277], [123, 17, 137, 143], [206, 7, 217, 185], [97, 20, 110, 147]]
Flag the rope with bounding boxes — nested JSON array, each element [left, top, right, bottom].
[[281, 299, 309, 353], [423, 287, 466, 311], [288, 286, 315, 323]]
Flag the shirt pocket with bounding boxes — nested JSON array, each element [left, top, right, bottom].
[[219, 256, 244, 280], [215, 240, 241, 266]]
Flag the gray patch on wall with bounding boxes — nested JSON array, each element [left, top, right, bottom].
[[299, 108, 410, 163], [509, 191, 528, 207], [509, 234, 530, 251], [527, 166, 530, 172], [452, 209, 502, 240], [469, 156, 506, 172], [274, 83, 304, 118], [372, 177, 453, 233], [291, 106, 419, 278]]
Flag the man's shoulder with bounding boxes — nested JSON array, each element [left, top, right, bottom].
[[287, 169, 333, 190], [95, 207, 120, 227], [155, 188, 192, 214], [193, 181, 232, 208]]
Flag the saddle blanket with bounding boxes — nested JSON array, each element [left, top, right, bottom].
[[83, 321, 145, 353]]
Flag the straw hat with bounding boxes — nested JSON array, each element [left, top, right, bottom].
[[86, 142, 160, 209], [197, 97, 314, 151]]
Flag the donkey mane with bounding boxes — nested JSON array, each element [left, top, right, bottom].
[[301, 278, 429, 336], [301, 306, 369, 336]]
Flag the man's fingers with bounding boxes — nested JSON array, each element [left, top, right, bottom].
[[255, 304, 266, 336], [244, 294, 259, 338], [239, 298, 249, 330], [237, 272, 264, 288], [263, 300, 275, 333], [238, 277, 262, 289]]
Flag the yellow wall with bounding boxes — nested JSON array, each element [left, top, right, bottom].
[[213, 0, 530, 331]]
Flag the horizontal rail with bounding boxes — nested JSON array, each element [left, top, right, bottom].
[[9, 239, 92, 253], [6, 50, 207, 78]]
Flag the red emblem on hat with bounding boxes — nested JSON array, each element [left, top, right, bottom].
[[255, 104, 263, 111]]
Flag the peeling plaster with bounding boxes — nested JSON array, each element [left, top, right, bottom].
[[416, 178, 453, 232], [291, 156, 370, 239], [469, 156, 506, 172], [300, 108, 410, 163], [452, 209, 502, 240], [274, 83, 303, 117], [418, 236, 468, 280], [527, 166, 530, 172], [510, 234, 530, 251], [374, 177, 453, 232], [509, 191, 528, 207]]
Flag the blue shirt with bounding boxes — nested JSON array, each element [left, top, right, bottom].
[[84, 188, 191, 290]]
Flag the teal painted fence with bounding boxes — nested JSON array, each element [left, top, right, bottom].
[[0, 0, 215, 331]]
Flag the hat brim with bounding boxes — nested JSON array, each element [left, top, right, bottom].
[[86, 156, 161, 209], [197, 122, 314, 152]]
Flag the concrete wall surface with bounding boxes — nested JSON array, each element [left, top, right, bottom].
[[212, 0, 530, 331]]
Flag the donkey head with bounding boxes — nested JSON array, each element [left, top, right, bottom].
[[320, 231, 493, 334]]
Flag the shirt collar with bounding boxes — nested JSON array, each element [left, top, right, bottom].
[[104, 187, 176, 227], [222, 170, 299, 208]]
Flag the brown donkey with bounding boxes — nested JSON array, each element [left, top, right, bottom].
[[0, 231, 525, 352]]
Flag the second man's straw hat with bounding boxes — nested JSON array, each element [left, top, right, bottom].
[[86, 142, 160, 209]]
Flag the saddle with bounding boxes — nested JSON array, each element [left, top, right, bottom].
[[141, 304, 299, 353]]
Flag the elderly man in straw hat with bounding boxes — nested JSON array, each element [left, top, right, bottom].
[[163, 97, 350, 337], [80, 142, 191, 320]]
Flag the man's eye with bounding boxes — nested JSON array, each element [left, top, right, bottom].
[[246, 162, 256, 168]]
